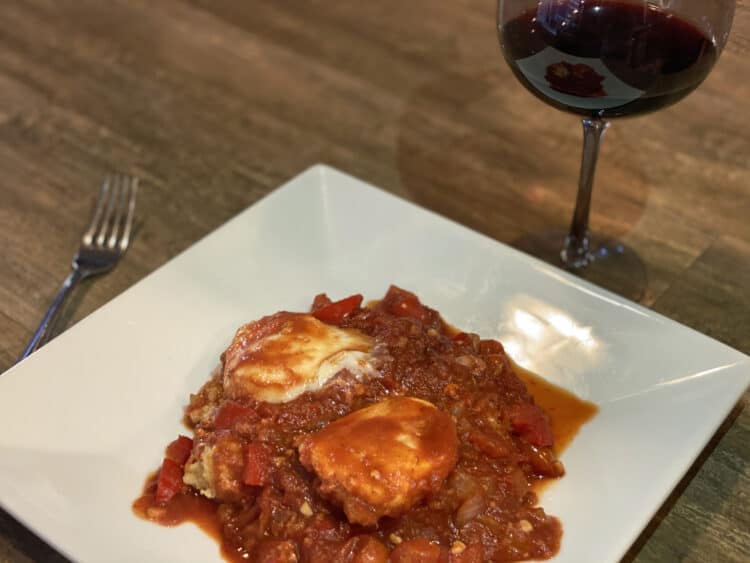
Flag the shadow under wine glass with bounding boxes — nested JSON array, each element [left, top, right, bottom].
[[497, 0, 735, 300]]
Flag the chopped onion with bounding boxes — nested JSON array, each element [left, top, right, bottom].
[[450, 471, 478, 499], [455, 494, 485, 528], [455, 355, 476, 368]]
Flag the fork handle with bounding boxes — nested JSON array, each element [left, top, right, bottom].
[[18, 268, 85, 362]]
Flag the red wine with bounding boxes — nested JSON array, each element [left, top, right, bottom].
[[500, 1, 717, 117]]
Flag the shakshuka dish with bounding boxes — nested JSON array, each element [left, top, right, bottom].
[[134, 286, 596, 562]]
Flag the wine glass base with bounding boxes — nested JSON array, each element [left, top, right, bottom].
[[511, 230, 647, 302]]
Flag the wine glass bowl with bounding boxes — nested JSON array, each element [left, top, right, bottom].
[[496, 0, 735, 289]]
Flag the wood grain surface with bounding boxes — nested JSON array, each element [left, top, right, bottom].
[[1, 0, 748, 561]]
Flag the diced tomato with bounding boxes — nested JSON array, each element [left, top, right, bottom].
[[478, 339, 505, 355], [165, 435, 193, 465], [243, 442, 272, 486], [390, 538, 449, 563], [312, 294, 363, 324], [508, 403, 554, 448], [452, 332, 480, 352], [155, 457, 183, 505], [382, 286, 436, 325], [311, 293, 333, 312], [338, 536, 389, 563], [214, 401, 256, 430], [306, 515, 337, 534], [452, 332, 471, 344], [386, 288, 426, 319], [254, 540, 298, 563], [467, 429, 510, 458]]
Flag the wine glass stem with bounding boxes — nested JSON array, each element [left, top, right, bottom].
[[562, 117, 611, 268]]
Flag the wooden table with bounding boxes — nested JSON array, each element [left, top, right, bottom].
[[1, 1, 748, 561]]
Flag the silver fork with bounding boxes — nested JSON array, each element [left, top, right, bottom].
[[18, 174, 139, 362]]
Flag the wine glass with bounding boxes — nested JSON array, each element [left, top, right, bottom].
[[497, 0, 735, 293]]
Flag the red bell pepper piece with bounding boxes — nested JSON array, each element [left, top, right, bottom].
[[214, 401, 256, 430], [155, 458, 183, 505], [312, 294, 363, 324], [509, 403, 554, 448], [165, 435, 193, 465], [243, 442, 272, 486]]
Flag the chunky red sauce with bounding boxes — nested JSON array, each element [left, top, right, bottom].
[[514, 364, 597, 454], [134, 287, 597, 562], [133, 471, 221, 532]]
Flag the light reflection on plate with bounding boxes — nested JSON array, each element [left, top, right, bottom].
[[496, 295, 600, 399]]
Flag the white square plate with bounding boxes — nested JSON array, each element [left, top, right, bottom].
[[1, 165, 748, 563]]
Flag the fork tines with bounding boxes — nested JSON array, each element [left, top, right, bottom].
[[82, 174, 138, 252]]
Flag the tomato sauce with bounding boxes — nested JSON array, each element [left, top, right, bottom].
[[514, 364, 598, 454], [134, 287, 598, 562], [133, 471, 222, 537]]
